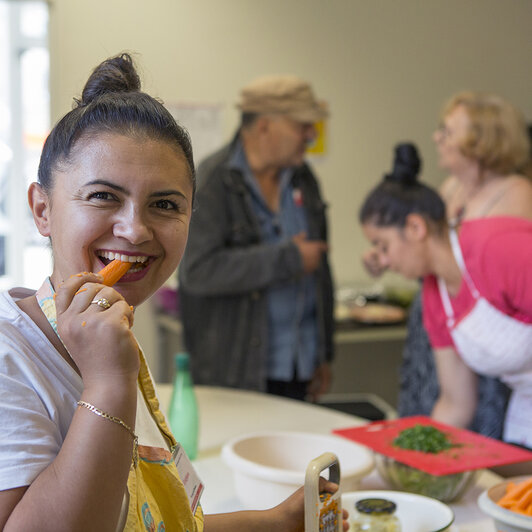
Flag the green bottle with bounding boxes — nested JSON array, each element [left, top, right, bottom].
[[168, 352, 199, 460]]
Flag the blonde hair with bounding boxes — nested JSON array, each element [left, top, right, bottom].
[[442, 91, 531, 176]]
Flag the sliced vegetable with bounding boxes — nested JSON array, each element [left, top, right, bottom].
[[98, 259, 132, 286], [498, 477, 532, 516]]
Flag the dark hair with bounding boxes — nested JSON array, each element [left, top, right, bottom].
[[359, 143, 446, 230], [38, 53, 195, 195]]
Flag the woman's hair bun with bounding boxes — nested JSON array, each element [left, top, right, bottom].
[[385, 142, 422, 185], [77, 53, 141, 107]]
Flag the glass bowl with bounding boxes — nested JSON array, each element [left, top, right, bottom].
[[375, 453, 478, 502]]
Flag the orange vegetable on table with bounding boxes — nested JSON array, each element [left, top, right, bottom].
[[98, 259, 132, 286], [498, 477, 532, 516]]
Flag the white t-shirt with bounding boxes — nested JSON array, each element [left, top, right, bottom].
[[0, 288, 168, 494], [0, 288, 83, 490]]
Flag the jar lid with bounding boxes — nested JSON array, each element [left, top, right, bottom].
[[355, 498, 397, 515]]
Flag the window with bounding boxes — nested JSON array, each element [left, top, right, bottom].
[[0, 0, 50, 290]]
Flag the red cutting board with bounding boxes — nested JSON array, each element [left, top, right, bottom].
[[333, 416, 532, 475]]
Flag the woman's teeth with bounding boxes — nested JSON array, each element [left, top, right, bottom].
[[128, 262, 146, 273], [99, 251, 148, 263], [98, 251, 149, 273]]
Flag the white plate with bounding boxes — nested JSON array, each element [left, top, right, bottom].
[[343, 490, 454, 532]]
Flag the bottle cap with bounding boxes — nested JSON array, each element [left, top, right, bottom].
[[355, 498, 397, 515], [174, 352, 190, 370]]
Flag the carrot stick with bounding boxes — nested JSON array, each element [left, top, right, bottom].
[[97, 259, 132, 286], [499, 478, 532, 505], [517, 489, 532, 510], [498, 478, 532, 516], [506, 482, 516, 492]]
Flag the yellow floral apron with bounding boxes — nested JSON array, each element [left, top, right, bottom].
[[125, 350, 204, 532], [36, 278, 204, 532]]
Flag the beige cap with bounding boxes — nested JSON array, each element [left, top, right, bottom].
[[237, 74, 328, 123]]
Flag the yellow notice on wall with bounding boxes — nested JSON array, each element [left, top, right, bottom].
[[306, 119, 327, 156]]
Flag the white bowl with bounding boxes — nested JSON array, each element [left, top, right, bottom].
[[343, 490, 455, 532], [478, 476, 532, 532], [222, 430, 374, 509]]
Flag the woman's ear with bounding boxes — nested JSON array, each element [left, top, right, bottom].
[[28, 182, 51, 237], [404, 213, 429, 241]]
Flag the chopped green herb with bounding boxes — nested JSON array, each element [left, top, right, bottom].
[[393, 424, 454, 453]]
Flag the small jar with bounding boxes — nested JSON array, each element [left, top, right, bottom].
[[350, 498, 401, 532]]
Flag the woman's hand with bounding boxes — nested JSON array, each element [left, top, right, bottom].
[[204, 478, 349, 531], [54, 272, 139, 388], [269, 478, 349, 532]]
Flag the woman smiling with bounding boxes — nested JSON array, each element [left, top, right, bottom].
[[0, 54, 346, 532]]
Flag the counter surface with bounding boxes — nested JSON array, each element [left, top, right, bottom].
[[156, 384, 497, 532]]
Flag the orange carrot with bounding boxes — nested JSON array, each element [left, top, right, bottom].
[[498, 477, 532, 516], [499, 478, 532, 505], [97, 259, 132, 286], [517, 489, 532, 510]]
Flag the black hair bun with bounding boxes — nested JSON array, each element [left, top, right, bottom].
[[77, 53, 141, 107], [385, 142, 422, 185]]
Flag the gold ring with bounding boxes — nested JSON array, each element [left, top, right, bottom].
[[91, 297, 111, 310]]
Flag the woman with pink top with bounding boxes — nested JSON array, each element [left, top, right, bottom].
[[360, 142, 532, 448]]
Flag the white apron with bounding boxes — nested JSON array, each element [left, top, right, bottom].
[[437, 230, 532, 446]]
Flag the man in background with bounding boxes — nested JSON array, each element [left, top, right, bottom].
[[178, 75, 334, 401]]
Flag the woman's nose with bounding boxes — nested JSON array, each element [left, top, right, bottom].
[[378, 252, 390, 269], [113, 208, 153, 244]]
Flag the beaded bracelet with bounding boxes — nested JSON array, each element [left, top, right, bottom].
[[77, 400, 138, 468]]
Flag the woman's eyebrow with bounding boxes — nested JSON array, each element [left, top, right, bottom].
[[151, 190, 187, 199], [83, 179, 127, 193], [83, 180, 187, 200]]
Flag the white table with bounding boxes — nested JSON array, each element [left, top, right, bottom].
[[156, 384, 498, 531]]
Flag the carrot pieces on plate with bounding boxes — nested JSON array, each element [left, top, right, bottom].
[[98, 259, 132, 286], [498, 477, 532, 516]]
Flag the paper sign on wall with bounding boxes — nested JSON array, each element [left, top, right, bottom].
[[168, 103, 223, 166]]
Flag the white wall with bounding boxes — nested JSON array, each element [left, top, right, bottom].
[[50, 0, 532, 285], [48, 0, 532, 360]]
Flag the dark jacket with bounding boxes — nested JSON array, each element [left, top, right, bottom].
[[178, 136, 335, 391]]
